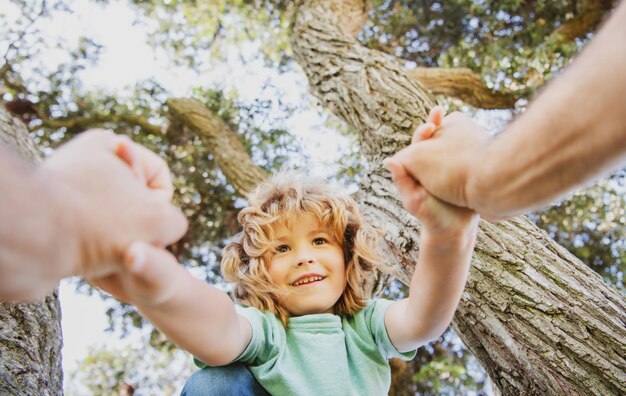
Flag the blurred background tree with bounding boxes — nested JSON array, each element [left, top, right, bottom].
[[66, 339, 195, 396]]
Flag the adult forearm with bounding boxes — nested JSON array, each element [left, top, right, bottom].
[[0, 145, 78, 300], [467, 3, 626, 219]]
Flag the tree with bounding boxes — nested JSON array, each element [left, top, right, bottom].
[[1, 0, 624, 394]]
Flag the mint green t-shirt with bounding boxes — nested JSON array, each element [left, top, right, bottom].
[[229, 299, 416, 396]]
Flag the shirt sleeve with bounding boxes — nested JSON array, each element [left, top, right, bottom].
[[231, 304, 268, 364], [367, 299, 417, 361], [194, 304, 278, 368]]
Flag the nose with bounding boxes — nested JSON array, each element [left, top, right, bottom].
[[296, 258, 314, 267], [295, 249, 315, 267]]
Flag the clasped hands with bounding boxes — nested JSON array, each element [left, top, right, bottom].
[[384, 107, 491, 219], [39, 129, 187, 303]]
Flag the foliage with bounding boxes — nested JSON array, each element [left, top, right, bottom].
[[127, 0, 294, 69], [410, 336, 486, 395], [121, 0, 612, 105], [362, 0, 607, 97]]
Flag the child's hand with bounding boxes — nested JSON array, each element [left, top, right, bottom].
[[89, 241, 182, 308], [114, 135, 175, 201], [384, 158, 478, 242], [412, 106, 444, 143]]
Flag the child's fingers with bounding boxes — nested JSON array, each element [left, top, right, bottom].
[[115, 136, 174, 201], [384, 158, 430, 215], [124, 241, 178, 287], [133, 144, 175, 201], [383, 158, 419, 196], [115, 136, 134, 166], [428, 106, 445, 127], [420, 123, 438, 140], [411, 107, 445, 144], [115, 136, 147, 183], [411, 122, 437, 143]]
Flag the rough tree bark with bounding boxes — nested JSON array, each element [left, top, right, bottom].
[[286, 1, 626, 395], [0, 107, 63, 395]]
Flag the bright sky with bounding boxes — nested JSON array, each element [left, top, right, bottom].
[[59, 280, 109, 371]]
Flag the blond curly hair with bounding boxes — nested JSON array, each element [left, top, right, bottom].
[[221, 172, 383, 326]]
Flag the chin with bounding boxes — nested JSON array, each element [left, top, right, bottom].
[[289, 304, 333, 316]]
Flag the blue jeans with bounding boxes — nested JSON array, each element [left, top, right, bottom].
[[181, 363, 270, 396]]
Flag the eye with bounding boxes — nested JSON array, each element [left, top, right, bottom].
[[313, 237, 327, 245], [275, 244, 290, 253]]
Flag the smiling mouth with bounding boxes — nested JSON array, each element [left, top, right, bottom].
[[291, 276, 326, 287]]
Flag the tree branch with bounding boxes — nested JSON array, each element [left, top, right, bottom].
[[1, 62, 162, 135], [38, 112, 162, 135], [364, 1, 614, 109], [545, 0, 614, 47], [326, 0, 369, 37], [406, 67, 521, 109], [166, 98, 268, 196]]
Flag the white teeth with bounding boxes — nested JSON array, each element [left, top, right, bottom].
[[291, 276, 324, 286]]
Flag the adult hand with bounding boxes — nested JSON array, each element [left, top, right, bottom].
[[38, 129, 187, 281], [389, 109, 491, 209], [384, 158, 478, 242]]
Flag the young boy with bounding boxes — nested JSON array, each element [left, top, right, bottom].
[[92, 167, 478, 395]]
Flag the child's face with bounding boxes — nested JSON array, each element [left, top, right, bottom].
[[267, 213, 346, 316]]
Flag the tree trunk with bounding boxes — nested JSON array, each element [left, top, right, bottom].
[[290, 1, 626, 394], [0, 107, 63, 395]]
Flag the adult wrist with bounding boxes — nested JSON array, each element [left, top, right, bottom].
[[463, 140, 496, 217], [34, 166, 83, 279]]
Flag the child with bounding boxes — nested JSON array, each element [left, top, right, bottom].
[[92, 157, 478, 395]]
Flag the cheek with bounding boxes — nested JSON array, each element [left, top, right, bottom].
[[266, 258, 287, 280], [334, 254, 347, 280], [335, 257, 344, 271]]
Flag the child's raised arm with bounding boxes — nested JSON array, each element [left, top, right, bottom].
[[382, 160, 479, 352], [90, 241, 251, 366]]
